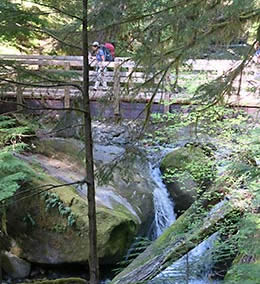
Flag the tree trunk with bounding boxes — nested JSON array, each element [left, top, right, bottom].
[[0, 250, 2, 284], [82, 1, 99, 283]]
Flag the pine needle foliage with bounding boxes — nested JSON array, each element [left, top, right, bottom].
[[0, 115, 36, 202], [0, 0, 43, 49], [0, 152, 33, 201]]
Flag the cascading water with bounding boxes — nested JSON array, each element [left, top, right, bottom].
[[149, 200, 227, 284], [150, 232, 220, 284], [150, 166, 176, 239]]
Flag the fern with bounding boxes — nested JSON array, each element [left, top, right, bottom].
[[0, 115, 35, 203], [43, 192, 77, 227]]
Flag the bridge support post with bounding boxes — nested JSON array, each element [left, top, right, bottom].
[[127, 67, 134, 92], [64, 62, 70, 108], [113, 62, 121, 118], [163, 92, 170, 113], [163, 72, 171, 113], [16, 71, 23, 111]]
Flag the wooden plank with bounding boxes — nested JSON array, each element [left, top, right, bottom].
[[64, 62, 71, 108], [4, 89, 259, 107], [16, 84, 23, 111], [113, 62, 121, 117]]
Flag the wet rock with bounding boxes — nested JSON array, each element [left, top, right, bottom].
[[160, 145, 215, 215], [92, 121, 132, 145], [1, 251, 31, 279], [6, 175, 138, 265]]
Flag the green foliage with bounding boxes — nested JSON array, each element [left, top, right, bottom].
[[23, 212, 36, 226], [142, 104, 259, 282], [223, 214, 260, 284], [0, 0, 43, 49], [0, 115, 36, 151], [42, 192, 77, 227], [0, 152, 33, 202], [145, 106, 251, 147], [0, 115, 37, 203]]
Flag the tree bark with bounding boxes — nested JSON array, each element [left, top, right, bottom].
[[82, 1, 99, 283], [0, 249, 2, 284]]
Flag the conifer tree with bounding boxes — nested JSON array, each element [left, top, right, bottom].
[[0, 1, 259, 283]]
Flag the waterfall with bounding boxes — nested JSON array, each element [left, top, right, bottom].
[[150, 167, 176, 239], [149, 200, 228, 284], [150, 232, 220, 284]]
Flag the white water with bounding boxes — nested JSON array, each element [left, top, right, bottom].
[[151, 232, 220, 284], [149, 200, 228, 284], [151, 167, 176, 239]]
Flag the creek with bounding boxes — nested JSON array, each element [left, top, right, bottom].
[[147, 165, 222, 284], [3, 125, 226, 284], [149, 166, 176, 240]]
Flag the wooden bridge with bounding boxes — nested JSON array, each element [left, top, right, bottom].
[[0, 54, 259, 117]]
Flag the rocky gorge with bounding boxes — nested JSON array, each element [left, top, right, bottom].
[[0, 111, 259, 284]]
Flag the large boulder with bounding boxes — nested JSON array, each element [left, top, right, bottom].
[[160, 145, 215, 215], [34, 138, 155, 233], [1, 251, 31, 278], [6, 138, 155, 265], [7, 173, 138, 265]]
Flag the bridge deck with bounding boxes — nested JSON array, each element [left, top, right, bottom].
[[0, 55, 259, 114]]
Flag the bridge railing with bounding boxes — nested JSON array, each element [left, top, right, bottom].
[[0, 55, 259, 112]]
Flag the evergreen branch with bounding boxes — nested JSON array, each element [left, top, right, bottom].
[[23, 0, 82, 21], [29, 25, 82, 50], [194, 42, 256, 112], [0, 61, 83, 92], [92, 0, 205, 33], [0, 180, 85, 208]]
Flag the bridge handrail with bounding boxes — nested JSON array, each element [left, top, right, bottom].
[[0, 54, 253, 70], [0, 54, 259, 111]]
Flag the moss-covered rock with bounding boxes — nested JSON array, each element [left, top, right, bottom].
[[33, 138, 155, 234], [6, 138, 156, 266], [6, 171, 137, 265], [160, 145, 215, 215]]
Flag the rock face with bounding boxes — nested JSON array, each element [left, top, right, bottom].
[[1, 251, 31, 278], [160, 145, 215, 215], [6, 137, 155, 265]]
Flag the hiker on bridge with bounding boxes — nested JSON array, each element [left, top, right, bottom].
[[91, 41, 108, 90], [253, 41, 260, 64]]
